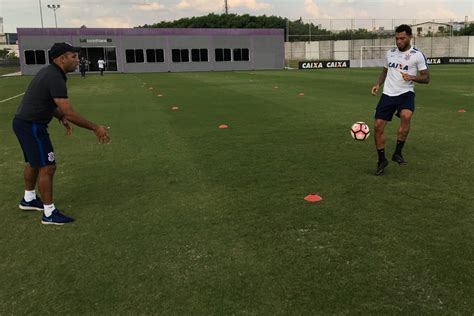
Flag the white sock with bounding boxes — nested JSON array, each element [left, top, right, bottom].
[[24, 190, 36, 202], [44, 204, 55, 217]]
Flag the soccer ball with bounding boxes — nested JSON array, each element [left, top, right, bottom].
[[350, 122, 370, 141]]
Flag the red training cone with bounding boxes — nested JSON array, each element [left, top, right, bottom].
[[304, 194, 322, 203]]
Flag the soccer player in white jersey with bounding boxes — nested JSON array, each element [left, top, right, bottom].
[[371, 24, 430, 176], [97, 58, 106, 76]]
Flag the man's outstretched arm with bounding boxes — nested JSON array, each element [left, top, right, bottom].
[[54, 98, 110, 143]]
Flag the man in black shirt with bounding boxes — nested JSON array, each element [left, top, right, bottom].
[[79, 57, 89, 77], [13, 42, 110, 225]]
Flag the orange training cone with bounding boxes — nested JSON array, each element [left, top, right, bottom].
[[304, 194, 322, 203]]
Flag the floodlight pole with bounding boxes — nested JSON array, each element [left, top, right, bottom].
[[47, 4, 61, 28], [39, 0, 44, 28]]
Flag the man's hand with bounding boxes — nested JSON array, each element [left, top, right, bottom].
[[61, 118, 73, 135], [400, 71, 415, 81], [94, 125, 111, 144], [371, 84, 380, 96], [400, 69, 430, 84]]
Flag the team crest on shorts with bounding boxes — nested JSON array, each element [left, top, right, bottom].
[[48, 152, 55, 162]]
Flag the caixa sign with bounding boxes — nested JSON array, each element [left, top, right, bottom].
[[427, 57, 474, 64], [299, 60, 350, 69]]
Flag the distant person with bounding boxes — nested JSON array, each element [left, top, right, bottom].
[[12, 42, 111, 225], [371, 24, 430, 176], [79, 57, 89, 77], [97, 58, 106, 76]]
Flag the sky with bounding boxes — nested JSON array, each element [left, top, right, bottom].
[[1, 0, 473, 33]]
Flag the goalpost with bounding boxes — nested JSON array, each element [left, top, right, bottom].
[[359, 45, 393, 68]]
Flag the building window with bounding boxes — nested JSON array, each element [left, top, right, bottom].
[[125, 49, 144, 63], [172, 49, 189, 62], [191, 49, 208, 62], [24, 50, 46, 65], [242, 49, 249, 61], [136, 50, 144, 63], [233, 48, 250, 61], [146, 49, 165, 63], [36, 51, 46, 64], [215, 48, 231, 62]]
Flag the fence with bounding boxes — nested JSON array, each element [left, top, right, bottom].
[[284, 18, 472, 67], [286, 18, 471, 40], [285, 36, 474, 68]]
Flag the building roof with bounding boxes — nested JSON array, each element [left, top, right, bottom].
[[17, 27, 284, 36], [411, 21, 451, 27]]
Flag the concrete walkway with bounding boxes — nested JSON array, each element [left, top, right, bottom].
[[1, 71, 22, 77]]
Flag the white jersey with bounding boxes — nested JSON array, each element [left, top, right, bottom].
[[383, 47, 428, 96], [98, 59, 106, 69]]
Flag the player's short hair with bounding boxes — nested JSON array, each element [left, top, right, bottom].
[[395, 24, 412, 36]]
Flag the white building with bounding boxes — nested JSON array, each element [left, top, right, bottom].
[[411, 21, 452, 36]]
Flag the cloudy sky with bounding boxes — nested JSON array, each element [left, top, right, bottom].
[[1, 0, 472, 33]]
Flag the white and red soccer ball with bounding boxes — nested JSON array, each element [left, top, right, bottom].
[[350, 122, 370, 141]]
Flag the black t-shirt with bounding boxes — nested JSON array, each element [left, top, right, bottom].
[[15, 63, 68, 124]]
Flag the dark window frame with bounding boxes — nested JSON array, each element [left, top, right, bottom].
[[172, 49, 190, 63], [242, 48, 250, 61], [145, 49, 165, 63], [191, 48, 209, 62], [215, 48, 232, 62], [24, 50, 46, 65], [135, 49, 144, 63], [125, 49, 144, 63], [233, 48, 250, 61]]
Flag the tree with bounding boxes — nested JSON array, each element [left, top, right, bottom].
[[0, 48, 10, 59], [139, 13, 331, 41], [454, 23, 474, 36], [0, 48, 19, 64]]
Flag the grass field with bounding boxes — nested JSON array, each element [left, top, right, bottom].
[[0, 65, 473, 314], [0, 65, 20, 76]]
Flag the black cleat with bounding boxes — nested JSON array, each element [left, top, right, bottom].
[[375, 159, 389, 176], [392, 153, 408, 165]]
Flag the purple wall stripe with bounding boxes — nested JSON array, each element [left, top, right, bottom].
[[17, 28, 284, 36]]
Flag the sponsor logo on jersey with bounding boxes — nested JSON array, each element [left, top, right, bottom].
[[388, 62, 409, 71]]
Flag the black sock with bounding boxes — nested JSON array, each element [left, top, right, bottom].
[[395, 140, 405, 155], [377, 149, 386, 162]]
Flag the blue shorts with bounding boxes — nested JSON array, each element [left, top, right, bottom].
[[12, 118, 56, 168], [375, 91, 415, 121]]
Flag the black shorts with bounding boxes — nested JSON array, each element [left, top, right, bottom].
[[12, 118, 56, 168], [375, 91, 415, 121]]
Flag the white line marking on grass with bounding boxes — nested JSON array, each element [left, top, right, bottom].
[[0, 93, 25, 103]]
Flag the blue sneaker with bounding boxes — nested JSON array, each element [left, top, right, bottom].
[[41, 209, 74, 225], [19, 198, 44, 211]]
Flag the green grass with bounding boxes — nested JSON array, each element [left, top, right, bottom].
[[0, 66, 473, 314], [0, 65, 20, 76]]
